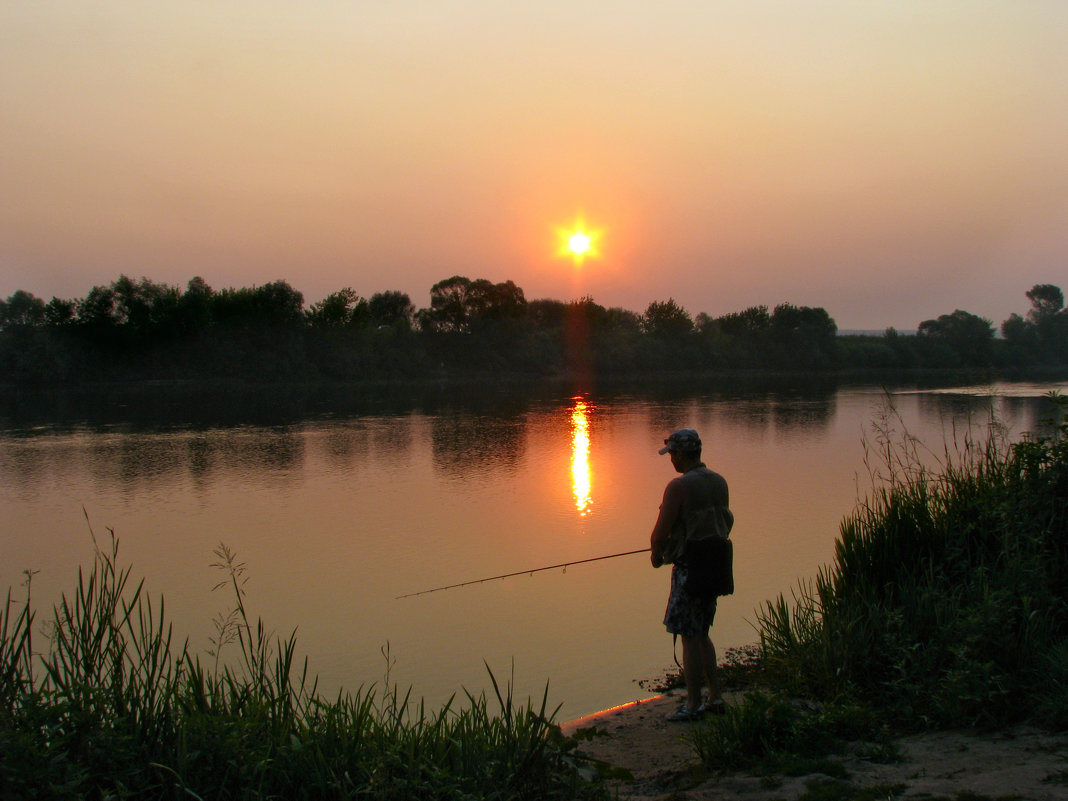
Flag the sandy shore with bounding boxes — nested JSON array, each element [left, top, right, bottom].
[[561, 691, 1068, 800]]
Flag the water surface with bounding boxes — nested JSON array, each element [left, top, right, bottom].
[[2, 376, 1063, 718]]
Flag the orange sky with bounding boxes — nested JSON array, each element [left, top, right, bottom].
[[1, 2, 1065, 329]]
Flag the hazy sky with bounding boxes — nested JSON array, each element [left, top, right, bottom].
[[2, 1, 1065, 330]]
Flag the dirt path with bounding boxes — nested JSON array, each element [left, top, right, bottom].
[[562, 692, 1068, 800]]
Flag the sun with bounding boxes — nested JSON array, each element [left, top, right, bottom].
[[569, 232, 591, 256], [555, 218, 603, 265]]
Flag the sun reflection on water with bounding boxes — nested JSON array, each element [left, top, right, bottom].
[[570, 396, 592, 516]]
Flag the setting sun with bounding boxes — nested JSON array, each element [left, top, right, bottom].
[[569, 233, 590, 256], [556, 218, 603, 265]]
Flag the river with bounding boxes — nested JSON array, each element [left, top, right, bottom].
[[1, 374, 1064, 719]]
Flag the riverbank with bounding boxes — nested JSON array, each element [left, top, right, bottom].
[[4, 367, 1065, 431], [5, 363, 1067, 390], [562, 692, 1068, 800]]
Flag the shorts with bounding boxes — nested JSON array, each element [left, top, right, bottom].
[[663, 563, 717, 638]]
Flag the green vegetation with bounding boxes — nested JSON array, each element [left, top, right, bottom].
[[0, 537, 609, 800], [688, 691, 897, 776], [795, 780, 909, 801], [3, 274, 1066, 384], [685, 394, 1068, 777]]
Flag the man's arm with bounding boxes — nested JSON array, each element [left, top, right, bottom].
[[650, 478, 685, 567]]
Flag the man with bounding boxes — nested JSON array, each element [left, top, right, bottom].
[[650, 428, 730, 721]]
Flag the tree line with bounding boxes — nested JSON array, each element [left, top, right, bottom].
[[1, 275, 1065, 383]]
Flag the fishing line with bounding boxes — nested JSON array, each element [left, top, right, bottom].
[[395, 547, 651, 599]]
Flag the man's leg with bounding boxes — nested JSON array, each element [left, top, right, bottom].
[[700, 635, 721, 703], [680, 633, 707, 710], [681, 632, 720, 710]]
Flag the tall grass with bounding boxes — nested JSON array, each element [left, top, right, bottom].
[[0, 535, 608, 799], [755, 394, 1068, 729]]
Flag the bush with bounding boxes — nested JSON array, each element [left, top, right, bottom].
[[756, 394, 1068, 729], [689, 690, 895, 776]]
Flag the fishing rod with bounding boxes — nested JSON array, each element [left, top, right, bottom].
[[396, 547, 651, 599]]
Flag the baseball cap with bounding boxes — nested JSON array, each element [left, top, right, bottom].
[[658, 428, 702, 455]]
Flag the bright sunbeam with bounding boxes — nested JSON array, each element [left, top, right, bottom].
[[570, 396, 592, 516]]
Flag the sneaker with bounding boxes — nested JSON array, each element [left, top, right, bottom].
[[665, 704, 704, 722], [697, 699, 726, 715]]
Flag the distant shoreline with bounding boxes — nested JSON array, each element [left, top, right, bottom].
[[4, 364, 1067, 393]]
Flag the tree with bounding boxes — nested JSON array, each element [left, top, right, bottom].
[[641, 298, 693, 338], [478, 280, 526, 321], [111, 275, 182, 340], [770, 303, 837, 347], [0, 290, 46, 330], [566, 297, 610, 331], [1025, 284, 1068, 358], [307, 288, 363, 328], [211, 280, 304, 328], [716, 305, 770, 338], [369, 290, 415, 329], [425, 275, 474, 332], [1001, 312, 1035, 348], [254, 280, 304, 326], [77, 285, 119, 331], [1026, 284, 1064, 325], [177, 276, 214, 336], [605, 306, 641, 333], [917, 309, 994, 365], [526, 299, 568, 330], [999, 285, 1068, 363], [44, 297, 76, 327], [424, 276, 526, 333]]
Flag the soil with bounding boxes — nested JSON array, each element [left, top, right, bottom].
[[561, 692, 1068, 801]]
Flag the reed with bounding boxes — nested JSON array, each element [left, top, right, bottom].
[[754, 393, 1068, 729], [687, 396, 1066, 774], [0, 534, 608, 800]]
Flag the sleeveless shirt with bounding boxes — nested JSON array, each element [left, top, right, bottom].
[[664, 464, 733, 565]]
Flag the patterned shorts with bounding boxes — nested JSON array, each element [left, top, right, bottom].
[[663, 564, 717, 637]]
